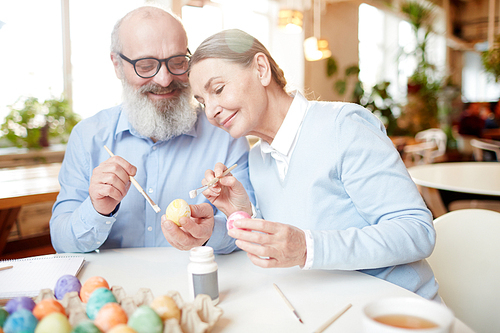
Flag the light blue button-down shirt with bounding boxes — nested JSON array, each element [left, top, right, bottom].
[[50, 104, 254, 254]]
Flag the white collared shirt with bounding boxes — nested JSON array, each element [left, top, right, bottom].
[[260, 91, 309, 181], [258, 91, 314, 270]]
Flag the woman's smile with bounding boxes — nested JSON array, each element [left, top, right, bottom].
[[220, 111, 237, 128]]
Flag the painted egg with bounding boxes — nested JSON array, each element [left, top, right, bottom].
[[3, 309, 37, 333], [86, 287, 117, 320], [150, 295, 180, 321], [34, 312, 71, 333], [0, 308, 9, 326], [70, 321, 102, 333], [127, 306, 163, 333], [54, 275, 82, 300], [227, 211, 252, 230], [165, 199, 191, 226], [94, 302, 128, 332], [80, 276, 109, 303], [5, 296, 36, 314], [33, 299, 66, 320], [107, 324, 137, 333]]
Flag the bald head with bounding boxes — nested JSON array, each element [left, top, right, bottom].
[[110, 6, 187, 55]]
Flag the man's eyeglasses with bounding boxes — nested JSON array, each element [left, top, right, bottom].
[[119, 52, 191, 78]]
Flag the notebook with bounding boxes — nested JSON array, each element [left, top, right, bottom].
[[0, 255, 85, 302]]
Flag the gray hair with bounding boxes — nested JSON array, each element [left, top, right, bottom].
[[189, 29, 287, 90]]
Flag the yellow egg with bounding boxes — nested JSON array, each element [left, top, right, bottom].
[[165, 199, 191, 227], [150, 295, 181, 321]]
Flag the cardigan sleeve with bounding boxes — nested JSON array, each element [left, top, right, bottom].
[[310, 104, 435, 270]]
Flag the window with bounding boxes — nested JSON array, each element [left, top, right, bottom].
[[0, 1, 64, 123], [358, 3, 446, 110], [462, 51, 500, 102], [68, 0, 143, 119]]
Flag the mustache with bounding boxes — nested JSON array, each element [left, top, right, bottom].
[[138, 80, 189, 95]]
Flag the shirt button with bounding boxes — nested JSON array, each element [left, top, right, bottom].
[[152, 146, 157, 151], [147, 226, 153, 231], [96, 241, 101, 244], [106, 221, 111, 225], [148, 188, 153, 193]]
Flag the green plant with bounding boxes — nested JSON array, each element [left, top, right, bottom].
[[400, 0, 436, 79], [398, 0, 442, 135], [482, 35, 500, 81], [359, 81, 405, 136], [326, 56, 363, 102], [325, 57, 403, 135], [1, 96, 80, 149]]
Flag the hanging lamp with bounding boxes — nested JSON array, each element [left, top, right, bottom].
[[304, 0, 331, 61], [278, 0, 304, 33]]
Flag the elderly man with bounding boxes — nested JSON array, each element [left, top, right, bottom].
[[50, 6, 254, 253]]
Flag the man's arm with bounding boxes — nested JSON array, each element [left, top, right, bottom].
[[50, 126, 133, 253]]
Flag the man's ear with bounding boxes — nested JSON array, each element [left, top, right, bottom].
[[254, 53, 272, 87], [110, 52, 123, 79]]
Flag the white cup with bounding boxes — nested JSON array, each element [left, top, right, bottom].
[[362, 297, 454, 333]]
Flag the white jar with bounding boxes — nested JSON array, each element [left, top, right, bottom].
[[187, 246, 219, 305]]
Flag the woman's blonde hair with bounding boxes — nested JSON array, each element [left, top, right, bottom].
[[189, 29, 287, 90]]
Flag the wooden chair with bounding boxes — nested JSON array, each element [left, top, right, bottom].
[[427, 209, 500, 333]]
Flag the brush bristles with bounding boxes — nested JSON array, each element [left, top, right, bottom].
[[189, 190, 197, 199]]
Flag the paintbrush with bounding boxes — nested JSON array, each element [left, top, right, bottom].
[[273, 283, 304, 324], [189, 164, 237, 199], [104, 145, 161, 213]]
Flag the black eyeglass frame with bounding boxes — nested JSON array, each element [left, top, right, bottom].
[[119, 51, 191, 78]]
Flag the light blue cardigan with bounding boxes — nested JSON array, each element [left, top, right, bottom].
[[249, 101, 439, 300]]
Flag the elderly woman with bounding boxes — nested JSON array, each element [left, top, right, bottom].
[[188, 29, 439, 300]]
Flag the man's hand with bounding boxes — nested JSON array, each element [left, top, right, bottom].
[[161, 203, 215, 250], [89, 156, 136, 215]]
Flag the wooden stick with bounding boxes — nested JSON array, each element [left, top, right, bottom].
[[0, 265, 13, 271], [103, 145, 161, 213], [273, 283, 304, 324], [313, 303, 352, 333]]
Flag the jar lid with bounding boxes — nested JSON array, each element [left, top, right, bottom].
[[189, 246, 214, 261]]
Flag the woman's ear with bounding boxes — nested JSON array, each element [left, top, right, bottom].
[[254, 53, 272, 87]]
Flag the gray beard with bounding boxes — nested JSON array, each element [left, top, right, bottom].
[[121, 79, 198, 141]]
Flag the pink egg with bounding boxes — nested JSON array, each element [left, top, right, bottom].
[[227, 211, 251, 231]]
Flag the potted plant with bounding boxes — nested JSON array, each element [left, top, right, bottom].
[[326, 57, 403, 136], [398, 0, 442, 135], [482, 34, 500, 82], [1, 96, 80, 149]]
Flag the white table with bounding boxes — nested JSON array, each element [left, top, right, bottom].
[[78, 248, 473, 333], [408, 162, 500, 195], [408, 162, 500, 217]]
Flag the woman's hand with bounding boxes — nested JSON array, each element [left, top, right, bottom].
[[228, 219, 307, 268], [202, 162, 252, 217]]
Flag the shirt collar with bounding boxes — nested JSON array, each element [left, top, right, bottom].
[[115, 104, 198, 141], [260, 91, 309, 157]]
